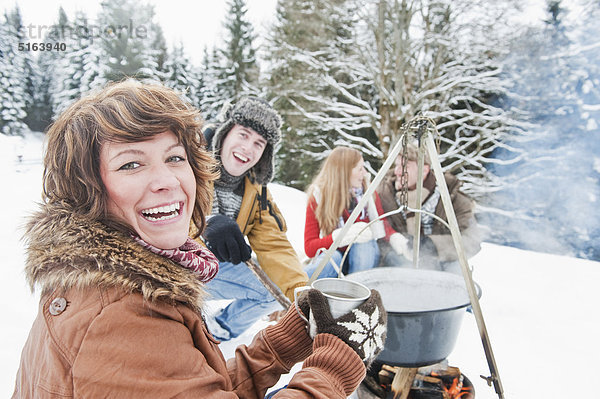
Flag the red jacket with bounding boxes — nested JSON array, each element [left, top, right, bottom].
[[304, 192, 395, 258]]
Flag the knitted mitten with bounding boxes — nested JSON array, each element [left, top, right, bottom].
[[307, 289, 387, 366], [295, 289, 311, 321]]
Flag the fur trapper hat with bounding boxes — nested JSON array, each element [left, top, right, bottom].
[[208, 97, 282, 184]]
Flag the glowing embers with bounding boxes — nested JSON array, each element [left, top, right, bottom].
[[358, 361, 475, 399]]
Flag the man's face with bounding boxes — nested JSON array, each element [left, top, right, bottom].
[[393, 156, 429, 190], [220, 125, 267, 177]]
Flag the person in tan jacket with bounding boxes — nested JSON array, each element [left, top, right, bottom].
[[199, 98, 308, 341], [12, 81, 386, 398], [377, 142, 482, 273]]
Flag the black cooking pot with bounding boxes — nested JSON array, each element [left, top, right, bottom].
[[347, 267, 481, 367]]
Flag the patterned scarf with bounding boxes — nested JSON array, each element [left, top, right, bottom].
[[212, 165, 244, 219], [420, 186, 440, 235], [133, 236, 219, 283], [349, 187, 367, 219]]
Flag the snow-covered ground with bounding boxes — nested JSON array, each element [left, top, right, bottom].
[[2, 132, 599, 398]]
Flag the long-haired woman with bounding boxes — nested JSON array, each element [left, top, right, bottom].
[[304, 147, 396, 279]]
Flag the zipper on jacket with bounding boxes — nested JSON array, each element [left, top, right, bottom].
[[267, 201, 284, 231]]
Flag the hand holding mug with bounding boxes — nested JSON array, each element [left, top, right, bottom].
[[293, 278, 387, 365]]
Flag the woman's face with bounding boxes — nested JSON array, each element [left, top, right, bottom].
[[100, 131, 196, 249], [350, 157, 367, 189]]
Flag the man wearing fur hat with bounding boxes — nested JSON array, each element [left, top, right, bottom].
[[199, 97, 308, 341]]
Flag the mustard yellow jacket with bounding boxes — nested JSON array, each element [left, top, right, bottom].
[[233, 177, 308, 301]]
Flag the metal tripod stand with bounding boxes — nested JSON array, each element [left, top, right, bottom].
[[308, 116, 505, 399]]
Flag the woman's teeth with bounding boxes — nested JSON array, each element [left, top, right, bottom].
[[141, 203, 181, 221]]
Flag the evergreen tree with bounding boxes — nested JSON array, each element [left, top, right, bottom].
[[218, 0, 259, 102], [152, 24, 169, 77], [163, 42, 201, 107], [193, 46, 210, 117], [97, 0, 162, 82], [199, 46, 228, 121], [50, 11, 108, 115], [6, 7, 36, 132], [0, 7, 29, 135], [264, 0, 364, 187], [26, 7, 69, 131]]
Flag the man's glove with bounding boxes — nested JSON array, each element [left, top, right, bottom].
[[389, 232, 412, 260], [331, 222, 373, 246], [306, 288, 387, 366], [203, 214, 251, 264]]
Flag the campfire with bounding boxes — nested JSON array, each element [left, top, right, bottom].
[[357, 361, 474, 399]]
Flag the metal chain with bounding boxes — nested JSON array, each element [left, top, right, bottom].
[[397, 115, 440, 210], [398, 130, 409, 210]]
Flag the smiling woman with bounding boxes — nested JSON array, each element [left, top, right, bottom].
[[100, 131, 196, 249], [12, 79, 379, 398], [41, 80, 216, 238]]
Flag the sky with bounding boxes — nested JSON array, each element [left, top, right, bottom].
[[3, 0, 555, 65], [1, 0, 279, 63], [2, 131, 600, 398]]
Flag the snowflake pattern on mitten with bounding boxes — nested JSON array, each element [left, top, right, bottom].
[[307, 288, 387, 365], [338, 306, 386, 362]]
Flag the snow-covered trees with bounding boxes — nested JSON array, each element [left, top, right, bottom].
[[197, 47, 225, 121], [0, 1, 183, 132], [50, 11, 108, 115], [479, 0, 600, 259], [97, 0, 163, 82], [197, 0, 260, 122], [264, 0, 363, 187], [0, 0, 263, 133], [219, 0, 260, 101], [266, 0, 529, 192], [162, 42, 201, 108], [0, 7, 32, 135]]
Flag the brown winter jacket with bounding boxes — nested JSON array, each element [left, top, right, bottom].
[[228, 177, 308, 301], [377, 171, 482, 262], [12, 204, 364, 398]]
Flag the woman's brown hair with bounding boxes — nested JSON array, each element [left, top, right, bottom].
[[306, 146, 365, 235], [43, 79, 218, 236]]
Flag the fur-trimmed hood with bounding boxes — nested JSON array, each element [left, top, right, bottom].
[[23, 203, 206, 310]]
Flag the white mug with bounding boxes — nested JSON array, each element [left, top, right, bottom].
[[294, 278, 371, 337]]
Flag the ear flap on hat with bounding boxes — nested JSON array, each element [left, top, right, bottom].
[[217, 101, 233, 123], [251, 144, 275, 185], [211, 120, 234, 155]]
